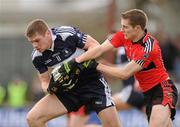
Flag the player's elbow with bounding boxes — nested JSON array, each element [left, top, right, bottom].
[[87, 35, 100, 46]]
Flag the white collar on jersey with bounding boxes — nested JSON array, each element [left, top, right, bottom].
[[49, 30, 56, 51]]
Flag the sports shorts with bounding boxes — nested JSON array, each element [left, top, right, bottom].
[[143, 79, 178, 121], [55, 75, 114, 114]]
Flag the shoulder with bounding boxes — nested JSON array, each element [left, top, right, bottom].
[[51, 26, 79, 41], [109, 31, 125, 48], [110, 31, 125, 41], [31, 49, 42, 61], [142, 33, 158, 53], [52, 26, 77, 35]]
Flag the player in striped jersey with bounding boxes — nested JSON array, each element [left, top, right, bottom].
[[25, 19, 121, 127], [71, 9, 178, 127]]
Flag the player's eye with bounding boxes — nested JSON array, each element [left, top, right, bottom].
[[34, 39, 40, 43]]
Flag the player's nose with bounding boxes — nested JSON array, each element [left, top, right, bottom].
[[32, 43, 38, 48]]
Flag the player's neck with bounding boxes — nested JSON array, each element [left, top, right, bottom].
[[132, 30, 145, 43]]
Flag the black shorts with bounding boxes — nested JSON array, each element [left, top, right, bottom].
[[55, 75, 114, 114], [116, 85, 145, 109], [143, 79, 178, 121]]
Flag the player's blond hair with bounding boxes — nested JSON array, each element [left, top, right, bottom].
[[25, 19, 49, 37], [121, 9, 148, 29]]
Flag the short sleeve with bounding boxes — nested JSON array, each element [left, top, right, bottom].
[[109, 31, 125, 48], [133, 48, 153, 68], [74, 27, 87, 48], [32, 57, 48, 74], [52, 26, 87, 49]]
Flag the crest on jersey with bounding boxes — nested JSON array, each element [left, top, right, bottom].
[[143, 53, 149, 58]]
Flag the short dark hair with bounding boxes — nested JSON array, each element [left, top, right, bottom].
[[121, 9, 148, 29], [25, 19, 49, 37]]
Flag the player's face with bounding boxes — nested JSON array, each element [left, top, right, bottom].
[[120, 18, 138, 40], [28, 30, 52, 52]]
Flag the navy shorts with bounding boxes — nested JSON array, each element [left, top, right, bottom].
[[143, 79, 178, 121], [55, 75, 114, 114]]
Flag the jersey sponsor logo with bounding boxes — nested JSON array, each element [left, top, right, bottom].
[[143, 53, 149, 58]]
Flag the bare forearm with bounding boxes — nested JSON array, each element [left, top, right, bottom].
[[76, 45, 102, 63], [96, 61, 142, 80], [76, 40, 114, 63], [97, 63, 129, 80]]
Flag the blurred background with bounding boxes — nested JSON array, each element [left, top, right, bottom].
[[0, 0, 180, 127]]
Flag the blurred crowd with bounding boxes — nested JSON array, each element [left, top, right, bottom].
[[154, 30, 180, 83], [0, 75, 44, 110]]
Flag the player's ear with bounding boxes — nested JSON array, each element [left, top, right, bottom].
[[46, 29, 51, 35], [46, 29, 51, 37]]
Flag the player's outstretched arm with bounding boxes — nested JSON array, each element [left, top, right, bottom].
[[76, 38, 114, 63], [97, 60, 143, 80]]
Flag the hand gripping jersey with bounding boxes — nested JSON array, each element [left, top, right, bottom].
[[109, 31, 169, 92]]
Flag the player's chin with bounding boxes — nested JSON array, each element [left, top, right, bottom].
[[37, 48, 44, 52]]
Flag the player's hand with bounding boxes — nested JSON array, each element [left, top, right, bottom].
[[56, 58, 98, 77], [64, 58, 99, 72], [47, 76, 59, 94], [47, 59, 98, 94], [78, 59, 99, 71], [59, 59, 78, 74], [47, 62, 80, 93]]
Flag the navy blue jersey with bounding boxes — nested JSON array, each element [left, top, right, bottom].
[[32, 26, 101, 81]]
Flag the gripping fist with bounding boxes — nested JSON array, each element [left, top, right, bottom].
[[80, 59, 99, 70], [64, 58, 99, 72], [58, 58, 98, 75], [47, 59, 98, 93], [47, 60, 80, 93]]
